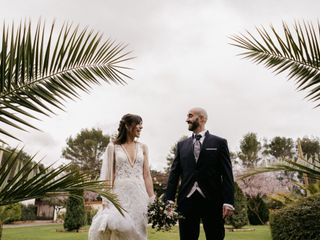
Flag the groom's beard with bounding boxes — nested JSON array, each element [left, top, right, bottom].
[[188, 119, 200, 131]]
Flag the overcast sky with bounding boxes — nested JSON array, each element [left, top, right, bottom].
[[2, 0, 320, 170]]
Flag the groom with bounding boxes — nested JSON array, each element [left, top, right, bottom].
[[165, 107, 235, 240]]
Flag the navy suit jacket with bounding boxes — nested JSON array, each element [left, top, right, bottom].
[[165, 131, 234, 207]]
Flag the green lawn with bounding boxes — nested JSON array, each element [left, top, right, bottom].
[[2, 224, 272, 240]]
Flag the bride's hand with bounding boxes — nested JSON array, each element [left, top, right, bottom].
[[148, 195, 156, 204]]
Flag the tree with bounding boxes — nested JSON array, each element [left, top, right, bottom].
[[236, 172, 292, 198], [299, 137, 320, 161], [0, 19, 131, 238], [264, 137, 294, 160], [64, 190, 86, 232], [62, 128, 110, 179], [238, 133, 261, 168], [237, 172, 292, 225]]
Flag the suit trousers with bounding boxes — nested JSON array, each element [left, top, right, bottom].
[[178, 191, 225, 240]]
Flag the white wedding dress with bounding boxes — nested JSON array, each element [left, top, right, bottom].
[[88, 142, 149, 240]]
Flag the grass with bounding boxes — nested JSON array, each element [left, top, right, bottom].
[[2, 224, 272, 240]]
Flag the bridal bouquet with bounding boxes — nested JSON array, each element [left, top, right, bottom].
[[147, 195, 182, 231]]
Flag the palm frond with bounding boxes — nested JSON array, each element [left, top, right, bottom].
[[0, 148, 123, 214], [230, 21, 320, 107], [240, 159, 320, 180], [0, 20, 133, 140], [269, 192, 299, 205]]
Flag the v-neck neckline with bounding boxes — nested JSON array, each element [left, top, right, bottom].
[[121, 142, 138, 168]]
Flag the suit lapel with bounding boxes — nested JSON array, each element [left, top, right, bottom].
[[186, 137, 194, 157]]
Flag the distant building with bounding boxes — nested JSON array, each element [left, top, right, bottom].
[[35, 198, 55, 220]]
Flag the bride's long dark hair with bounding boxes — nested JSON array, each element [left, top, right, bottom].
[[114, 113, 142, 145]]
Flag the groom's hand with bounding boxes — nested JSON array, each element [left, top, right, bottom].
[[222, 205, 234, 219]]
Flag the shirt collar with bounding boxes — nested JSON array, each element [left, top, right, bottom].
[[192, 129, 207, 138]]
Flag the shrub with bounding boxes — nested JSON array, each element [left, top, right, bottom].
[[225, 182, 248, 228], [247, 194, 269, 225], [0, 203, 22, 224], [21, 204, 37, 221], [64, 191, 86, 231], [270, 194, 320, 240]]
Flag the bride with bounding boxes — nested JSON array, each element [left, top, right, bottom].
[[88, 114, 155, 240]]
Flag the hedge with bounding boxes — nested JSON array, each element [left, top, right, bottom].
[[270, 194, 320, 240]]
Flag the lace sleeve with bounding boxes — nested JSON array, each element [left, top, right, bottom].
[[100, 142, 115, 207]]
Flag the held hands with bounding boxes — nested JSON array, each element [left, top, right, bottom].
[[222, 205, 234, 219]]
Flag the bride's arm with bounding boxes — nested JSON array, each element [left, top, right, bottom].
[[142, 144, 155, 201]]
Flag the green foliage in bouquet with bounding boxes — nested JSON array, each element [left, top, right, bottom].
[[147, 196, 182, 231]]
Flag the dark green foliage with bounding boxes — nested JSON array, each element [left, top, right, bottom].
[[238, 133, 261, 168], [299, 137, 320, 161], [64, 191, 86, 232], [0, 203, 22, 224], [247, 194, 269, 225], [62, 128, 110, 179], [225, 182, 248, 228], [270, 194, 320, 240], [264, 136, 294, 159], [21, 204, 37, 221]]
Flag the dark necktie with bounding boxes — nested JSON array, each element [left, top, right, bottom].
[[193, 134, 202, 161]]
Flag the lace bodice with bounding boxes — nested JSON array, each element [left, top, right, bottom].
[[114, 143, 144, 181]]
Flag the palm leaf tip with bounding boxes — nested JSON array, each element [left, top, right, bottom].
[[231, 21, 320, 108], [0, 19, 133, 140]]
